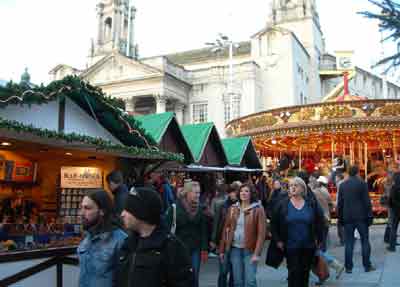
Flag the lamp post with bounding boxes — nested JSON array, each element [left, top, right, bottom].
[[206, 34, 240, 122]]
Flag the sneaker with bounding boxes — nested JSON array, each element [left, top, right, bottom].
[[336, 265, 345, 279], [365, 266, 376, 272], [345, 269, 352, 274]]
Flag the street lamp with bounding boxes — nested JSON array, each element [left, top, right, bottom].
[[206, 33, 240, 122]]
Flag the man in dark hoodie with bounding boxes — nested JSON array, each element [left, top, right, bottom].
[[118, 187, 193, 287]]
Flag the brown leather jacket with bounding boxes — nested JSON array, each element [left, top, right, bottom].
[[219, 202, 266, 256]]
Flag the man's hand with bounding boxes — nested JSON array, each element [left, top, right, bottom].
[[201, 251, 208, 263]]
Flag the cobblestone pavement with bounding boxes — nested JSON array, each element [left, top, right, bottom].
[[200, 225, 400, 287]]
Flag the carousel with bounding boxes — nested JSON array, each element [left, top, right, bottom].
[[226, 75, 400, 217]]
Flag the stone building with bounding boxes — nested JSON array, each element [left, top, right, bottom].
[[50, 0, 400, 137]]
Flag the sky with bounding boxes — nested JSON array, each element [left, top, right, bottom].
[[0, 0, 392, 84]]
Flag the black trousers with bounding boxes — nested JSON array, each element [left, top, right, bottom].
[[286, 248, 315, 287]]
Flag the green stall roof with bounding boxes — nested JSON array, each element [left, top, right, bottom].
[[135, 112, 174, 143], [222, 136, 262, 169]]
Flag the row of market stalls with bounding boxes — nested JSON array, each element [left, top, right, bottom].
[[0, 75, 261, 287], [134, 111, 262, 173]]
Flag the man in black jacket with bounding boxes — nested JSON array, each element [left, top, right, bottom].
[[118, 187, 193, 287], [337, 165, 375, 273]]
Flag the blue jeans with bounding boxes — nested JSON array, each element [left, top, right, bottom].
[[389, 212, 400, 250], [344, 222, 372, 270], [230, 247, 258, 287], [218, 250, 233, 287], [192, 250, 201, 287]]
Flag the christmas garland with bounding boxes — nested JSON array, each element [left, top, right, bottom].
[[0, 117, 184, 162], [0, 76, 157, 148]]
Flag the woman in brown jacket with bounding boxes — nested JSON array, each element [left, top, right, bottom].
[[219, 183, 266, 287]]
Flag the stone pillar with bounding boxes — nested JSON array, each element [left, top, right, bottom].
[[129, 7, 136, 57], [125, 97, 136, 115], [96, 3, 104, 45], [174, 102, 185, 124], [155, 95, 167, 114], [113, 8, 121, 49], [231, 93, 241, 120]]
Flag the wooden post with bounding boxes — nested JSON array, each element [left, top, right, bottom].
[[364, 142, 368, 181], [299, 146, 302, 171]]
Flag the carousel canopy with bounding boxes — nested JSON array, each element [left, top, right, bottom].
[[226, 99, 400, 155], [181, 122, 228, 166], [222, 137, 262, 169]]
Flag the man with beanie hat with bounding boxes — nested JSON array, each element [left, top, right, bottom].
[[118, 187, 193, 287], [77, 189, 127, 287]]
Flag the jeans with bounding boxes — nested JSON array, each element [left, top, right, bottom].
[[230, 247, 258, 287], [218, 250, 233, 287], [286, 248, 314, 287], [385, 208, 394, 243], [389, 212, 400, 250], [344, 221, 372, 270], [321, 225, 329, 252], [337, 221, 345, 245], [192, 250, 201, 287]]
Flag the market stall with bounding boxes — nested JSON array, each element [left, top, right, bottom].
[[222, 136, 263, 182], [0, 77, 182, 287]]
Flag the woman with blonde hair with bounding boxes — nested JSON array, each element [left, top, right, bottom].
[[271, 177, 325, 287], [219, 183, 266, 287]]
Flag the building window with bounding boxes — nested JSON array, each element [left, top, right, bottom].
[[192, 102, 208, 123], [224, 102, 231, 124]]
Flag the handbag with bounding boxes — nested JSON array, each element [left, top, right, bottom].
[[312, 253, 330, 281]]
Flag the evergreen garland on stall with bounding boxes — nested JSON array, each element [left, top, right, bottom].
[[0, 76, 157, 148], [0, 116, 184, 162]]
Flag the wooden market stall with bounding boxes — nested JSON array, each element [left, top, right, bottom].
[[0, 76, 182, 287]]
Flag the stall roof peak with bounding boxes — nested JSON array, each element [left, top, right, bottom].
[[134, 112, 175, 143], [222, 137, 262, 169], [181, 122, 222, 163]]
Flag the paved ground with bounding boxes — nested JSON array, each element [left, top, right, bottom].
[[199, 225, 400, 287]]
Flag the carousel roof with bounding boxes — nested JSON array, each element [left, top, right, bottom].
[[225, 99, 400, 153]]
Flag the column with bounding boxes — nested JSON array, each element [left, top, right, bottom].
[[174, 102, 185, 124], [96, 3, 104, 45], [155, 95, 167, 114], [128, 7, 136, 57], [231, 93, 241, 120], [125, 97, 136, 115]]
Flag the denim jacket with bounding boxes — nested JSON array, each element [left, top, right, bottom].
[[78, 228, 127, 287]]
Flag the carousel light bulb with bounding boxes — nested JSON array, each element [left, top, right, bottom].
[[272, 139, 277, 145], [1, 142, 11, 146]]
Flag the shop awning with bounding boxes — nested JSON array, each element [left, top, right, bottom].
[[0, 118, 183, 162], [224, 166, 263, 172], [181, 123, 228, 167], [222, 137, 262, 169], [134, 112, 194, 163]]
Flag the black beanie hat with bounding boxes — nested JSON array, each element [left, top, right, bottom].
[[86, 189, 113, 216], [124, 187, 162, 225]]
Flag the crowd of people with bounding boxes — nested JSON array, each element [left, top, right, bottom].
[[76, 164, 400, 287]]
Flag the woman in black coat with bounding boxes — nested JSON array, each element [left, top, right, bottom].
[[271, 177, 325, 287]]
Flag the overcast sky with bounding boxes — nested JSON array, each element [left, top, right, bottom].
[[0, 0, 391, 84]]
